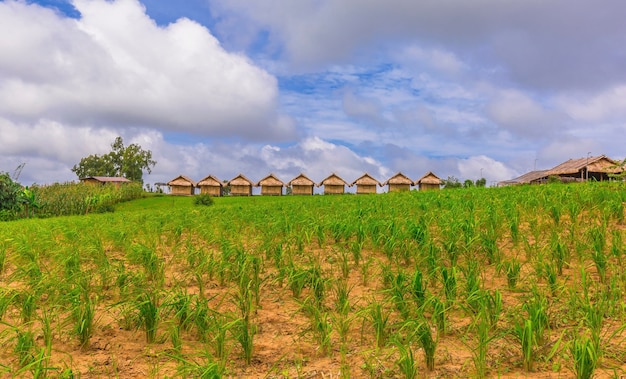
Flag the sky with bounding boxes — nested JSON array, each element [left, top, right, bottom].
[[1, 0, 625, 189]]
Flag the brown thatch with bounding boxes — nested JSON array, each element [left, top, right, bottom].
[[383, 172, 414, 192], [197, 175, 223, 196], [256, 174, 285, 196], [167, 175, 196, 196], [227, 174, 254, 196], [498, 170, 549, 186], [288, 173, 315, 195], [318, 173, 349, 195], [416, 171, 442, 191], [351, 173, 381, 194], [545, 155, 620, 181], [80, 176, 131, 186]]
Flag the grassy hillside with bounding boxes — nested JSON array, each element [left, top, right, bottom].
[[0, 182, 624, 378]]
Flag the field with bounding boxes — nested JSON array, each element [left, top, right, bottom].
[[0, 182, 625, 378]]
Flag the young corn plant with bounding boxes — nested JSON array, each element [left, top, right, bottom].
[[514, 318, 536, 372], [441, 266, 457, 304], [415, 320, 437, 371], [299, 298, 332, 356], [366, 301, 391, 349], [503, 257, 521, 290], [470, 307, 496, 379], [394, 339, 418, 379], [74, 291, 96, 349], [570, 334, 598, 379], [137, 291, 160, 343]]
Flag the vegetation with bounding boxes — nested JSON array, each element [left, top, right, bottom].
[[0, 181, 624, 377], [71, 136, 156, 183]]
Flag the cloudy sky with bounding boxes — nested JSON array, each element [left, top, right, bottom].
[[1, 0, 624, 189]]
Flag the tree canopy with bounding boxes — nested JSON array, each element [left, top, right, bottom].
[[72, 137, 156, 183]]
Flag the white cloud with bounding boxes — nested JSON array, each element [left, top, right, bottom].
[[556, 86, 626, 123], [0, 0, 293, 140], [457, 155, 517, 183]]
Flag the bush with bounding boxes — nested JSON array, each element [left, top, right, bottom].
[[194, 194, 214, 206]]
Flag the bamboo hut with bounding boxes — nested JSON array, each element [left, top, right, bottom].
[[197, 175, 223, 196], [544, 155, 621, 182], [228, 174, 254, 196], [498, 170, 549, 186], [167, 175, 196, 195], [257, 173, 285, 196], [416, 171, 443, 191], [383, 172, 414, 192], [288, 173, 315, 195], [351, 173, 381, 194], [318, 173, 350, 195], [80, 176, 131, 186]]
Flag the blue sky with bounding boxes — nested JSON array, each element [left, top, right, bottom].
[[1, 0, 625, 188]]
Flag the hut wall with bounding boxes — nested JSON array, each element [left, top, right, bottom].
[[356, 185, 377, 194], [200, 186, 221, 196], [231, 185, 252, 196], [388, 184, 411, 192], [324, 185, 345, 194], [171, 186, 193, 196], [292, 185, 313, 195], [419, 183, 440, 191], [261, 186, 283, 196], [82, 178, 100, 186]]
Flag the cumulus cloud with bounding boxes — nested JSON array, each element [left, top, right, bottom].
[[0, 0, 293, 139], [457, 155, 518, 183]]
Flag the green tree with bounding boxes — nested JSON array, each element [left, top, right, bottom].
[[463, 179, 475, 188], [72, 137, 156, 183], [0, 172, 22, 220], [442, 176, 462, 189], [475, 178, 487, 187]]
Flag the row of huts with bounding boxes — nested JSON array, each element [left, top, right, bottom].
[[167, 172, 443, 196], [499, 155, 623, 186]]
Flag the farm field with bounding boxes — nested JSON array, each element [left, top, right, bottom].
[[0, 183, 625, 378]]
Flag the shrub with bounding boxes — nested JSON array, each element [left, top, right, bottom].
[[194, 194, 214, 206]]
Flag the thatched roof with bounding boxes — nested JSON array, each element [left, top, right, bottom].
[[256, 173, 284, 187], [228, 174, 254, 186], [383, 172, 414, 186], [546, 155, 621, 175], [288, 173, 315, 186], [351, 173, 382, 186], [167, 175, 196, 187], [416, 171, 443, 185], [318, 173, 350, 187], [498, 170, 549, 186], [81, 176, 131, 183], [197, 175, 222, 187]]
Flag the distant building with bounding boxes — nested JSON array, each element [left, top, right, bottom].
[[351, 173, 381, 194], [318, 173, 350, 195], [167, 175, 196, 195], [197, 175, 223, 196], [383, 172, 414, 192], [415, 171, 443, 191], [499, 155, 623, 186], [228, 174, 254, 196], [257, 174, 285, 196], [288, 173, 315, 195], [80, 176, 132, 186]]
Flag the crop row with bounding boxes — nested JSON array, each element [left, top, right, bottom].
[[0, 182, 624, 377]]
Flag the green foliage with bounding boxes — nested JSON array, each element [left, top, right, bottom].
[[442, 176, 462, 189], [71, 136, 156, 183], [29, 181, 143, 218], [194, 193, 215, 206], [0, 172, 22, 220]]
